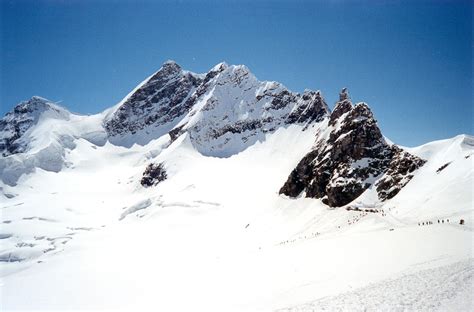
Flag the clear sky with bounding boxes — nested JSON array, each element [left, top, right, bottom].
[[1, 0, 472, 146]]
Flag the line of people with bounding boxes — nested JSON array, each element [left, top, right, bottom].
[[418, 219, 450, 226], [278, 232, 321, 245]]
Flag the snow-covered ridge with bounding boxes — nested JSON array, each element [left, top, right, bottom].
[[104, 60, 330, 156], [0, 60, 471, 191], [0, 97, 107, 185], [0, 60, 331, 184]]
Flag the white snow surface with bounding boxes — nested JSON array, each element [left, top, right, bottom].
[[0, 116, 472, 311], [0, 68, 472, 310]]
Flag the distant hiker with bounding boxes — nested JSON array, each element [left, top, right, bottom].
[[460, 219, 465, 225], [438, 220, 440, 223], [442, 220, 444, 223], [447, 219, 449, 223]]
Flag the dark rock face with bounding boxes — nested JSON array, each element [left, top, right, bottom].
[[104, 60, 331, 156], [104, 61, 203, 141], [0, 97, 69, 156], [141, 163, 167, 187], [0, 123, 22, 156], [329, 88, 352, 126], [280, 89, 426, 207], [376, 148, 426, 200], [436, 162, 451, 174], [286, 91, 329, 125]]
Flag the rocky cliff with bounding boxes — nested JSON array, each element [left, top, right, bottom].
[[279, 88, 426, 207]]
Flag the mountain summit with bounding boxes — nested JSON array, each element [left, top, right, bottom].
[[0, 96, 70, 156], [104, 60, 330, 156]]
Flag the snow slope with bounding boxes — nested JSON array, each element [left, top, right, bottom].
[[0, 61, 472, 311], [1, 126, 472, 311]]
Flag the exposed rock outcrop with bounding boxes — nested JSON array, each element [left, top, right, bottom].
[[0, 96, 70, 156], [104, 61, 203, 145], [376, 148, 427, 200], [141, 163, 167, 187], [279, 89, 426, 207]]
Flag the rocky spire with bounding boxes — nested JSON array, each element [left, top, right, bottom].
[[280, 89, 426, 207], [330, 88, 353, 126], [339, 87, 350, 102]]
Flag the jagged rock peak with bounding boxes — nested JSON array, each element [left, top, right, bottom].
[[285, 90, 329, 125], [152, 60, 184, 79], [104, 61, 203, 143], [329, 89, 353, 126], [339, 87, 350, 102], [280, 91, 426, 207]]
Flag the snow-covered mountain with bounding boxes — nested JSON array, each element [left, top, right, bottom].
[[104, 60, 329, 156], [1, 61, 472, 311], [0, 96, 71, 156]]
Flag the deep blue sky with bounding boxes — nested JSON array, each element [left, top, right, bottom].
[[1, 0, 472, 146]]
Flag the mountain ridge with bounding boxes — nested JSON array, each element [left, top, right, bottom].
[[0, 60, 471, 206], [1, 62, 472, 310]]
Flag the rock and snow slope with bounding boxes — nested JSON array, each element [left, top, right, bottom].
[[0, 61, 472, 311], [104, 60, 329, 156], [279, 88, 426, 207]]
